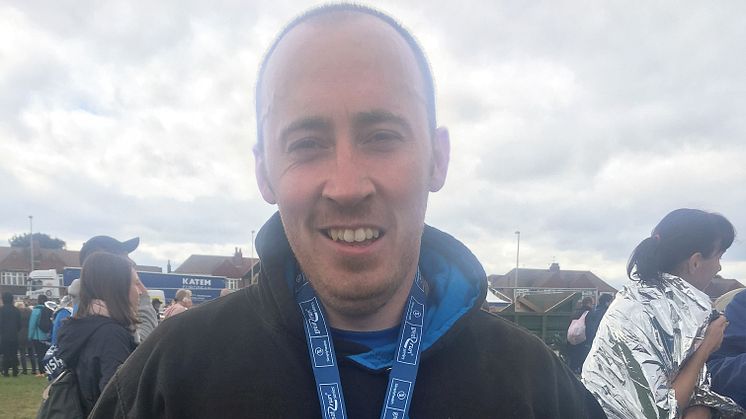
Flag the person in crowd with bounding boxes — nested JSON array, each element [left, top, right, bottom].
[[79, 236, 156, 343], [68, 278, 81, 312], [28, 294, 52, 377], [91, 5, 605, 418], [162, 289, 192, 319], [583, 209, 743, 418], [584, 293, 613, 346], [708, 288, 746, 409], [0, 292, 22, 377], [567, 296, 595, 373], [151, 298, 162, 321], [50, 295, 74, 346], [56, 251, 140, 416], [16, 301, 36, 375]]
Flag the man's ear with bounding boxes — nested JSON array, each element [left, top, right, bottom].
[[254, 145, 277, 204], [429, 127, 450, 192]]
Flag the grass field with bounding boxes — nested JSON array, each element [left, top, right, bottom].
[[0, 374, 47, 419]]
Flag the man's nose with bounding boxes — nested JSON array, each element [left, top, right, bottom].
[[321, 145, 374, 207]]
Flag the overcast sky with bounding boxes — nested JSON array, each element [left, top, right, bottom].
[[2, 1, 744, 290]]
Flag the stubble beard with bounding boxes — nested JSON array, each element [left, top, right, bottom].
[[288, 229, 422, 321]]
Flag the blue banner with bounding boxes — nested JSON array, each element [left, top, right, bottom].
[[63, 268, 226, 305]]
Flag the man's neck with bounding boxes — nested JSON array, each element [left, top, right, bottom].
[[322, 276, 414, 332], [324, 301, 405, 332]]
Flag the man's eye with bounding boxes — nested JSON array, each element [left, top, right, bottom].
[[367, 131, 402, 144], [287, 138, 323, 152]]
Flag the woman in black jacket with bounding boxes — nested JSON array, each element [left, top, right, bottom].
[[57, 252, 141, 415]]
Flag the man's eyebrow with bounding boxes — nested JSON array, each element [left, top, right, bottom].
[[279, 116, 332, 145], [352, 110, 412, 133]]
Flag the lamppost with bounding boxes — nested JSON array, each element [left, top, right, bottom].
[[28, 215, 34, 294], [514, 230, 520, 289]]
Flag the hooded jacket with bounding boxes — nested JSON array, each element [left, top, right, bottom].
[[57, 315, 135, 416], [28, 304, 51, 341], [91, 213, 604, 418]]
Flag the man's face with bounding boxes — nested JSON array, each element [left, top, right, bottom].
[[255, 15, 449, 320]]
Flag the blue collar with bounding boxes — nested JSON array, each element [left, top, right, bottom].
[[284, 233, 483, 371]]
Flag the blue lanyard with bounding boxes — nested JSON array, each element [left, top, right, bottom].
[[295, 269, 426, 419]]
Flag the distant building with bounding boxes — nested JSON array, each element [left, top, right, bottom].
[[174, 248, 259, 290], [0, 245, 161, 297], [489, 262, 617, 302], [486, 263, 616, 348], [0, 246, 79, 296], [483, 288, 512, 313]]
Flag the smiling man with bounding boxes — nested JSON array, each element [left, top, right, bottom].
[[91, 5, 604, 418]]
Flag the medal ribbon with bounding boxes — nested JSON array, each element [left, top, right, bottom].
[[296, 268, 426, 419]]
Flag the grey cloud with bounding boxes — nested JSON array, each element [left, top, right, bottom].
[[2, 1, 745, 283]]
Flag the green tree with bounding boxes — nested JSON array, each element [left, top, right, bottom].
[[9, 233, 66, 249]]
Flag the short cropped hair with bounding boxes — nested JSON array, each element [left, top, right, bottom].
[[174, 289, 192, 303], [255, 3, 436, 150]]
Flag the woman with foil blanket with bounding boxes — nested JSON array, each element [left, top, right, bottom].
[[582, 209, 745, 419]]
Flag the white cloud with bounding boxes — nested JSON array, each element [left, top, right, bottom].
[[2, 0, 745, 288]]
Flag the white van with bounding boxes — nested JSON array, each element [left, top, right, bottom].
[[26, 269, 62, 299]]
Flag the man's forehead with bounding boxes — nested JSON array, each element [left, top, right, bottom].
[[258, 13, 425, 128], [262, 14, 420, 92], [270, 11, 409, 64]]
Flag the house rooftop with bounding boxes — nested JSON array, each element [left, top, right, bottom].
[[489, 262, 617, 295], [174, 248, 258, 279]]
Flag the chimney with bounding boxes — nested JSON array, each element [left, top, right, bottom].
[[233, 248, 243, 266], [549, 262, 560, 272], [167, 260, 172, 273]]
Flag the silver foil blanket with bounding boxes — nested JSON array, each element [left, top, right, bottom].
[[581, 274, 744, 419]]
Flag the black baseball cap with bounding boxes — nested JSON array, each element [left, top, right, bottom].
[[79, 236, 139, 265]]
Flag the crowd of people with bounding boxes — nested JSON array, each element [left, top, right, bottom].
[[0, 294, 54, 378], [1, 4, 745, 418], [0, 236, 197, 416]]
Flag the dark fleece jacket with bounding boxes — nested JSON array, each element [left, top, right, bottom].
[[91, 213, 605, 418], [57, 315, 135, 416]]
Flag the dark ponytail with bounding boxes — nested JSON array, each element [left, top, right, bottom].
[[627, 208, 735, 286]]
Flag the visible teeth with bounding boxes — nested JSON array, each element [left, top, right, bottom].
[[328, 228, 381, 243]]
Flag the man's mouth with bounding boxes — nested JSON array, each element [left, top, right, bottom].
[[325, 227, 381, 244]]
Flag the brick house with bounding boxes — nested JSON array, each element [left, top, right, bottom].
[[488, 262, 617, 303], [0, 246, 80, 296], [174, 248, 259, 290]]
